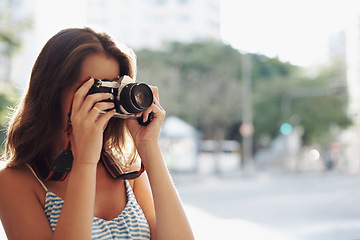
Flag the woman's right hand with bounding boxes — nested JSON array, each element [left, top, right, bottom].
[[69, 78, 116, 165]]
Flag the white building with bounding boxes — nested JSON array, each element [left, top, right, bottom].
[[86, 0, 221, 50], [342, 14, 360, 173], [326, 14, 360, 173], [1, 0, 220, 86]]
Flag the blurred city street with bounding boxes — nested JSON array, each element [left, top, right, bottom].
[[173, 152, 360, 240]]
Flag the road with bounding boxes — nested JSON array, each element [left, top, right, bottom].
[[175, 170, 360, 240]]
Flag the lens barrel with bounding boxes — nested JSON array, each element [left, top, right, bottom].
[[120, 83, 153, 114]]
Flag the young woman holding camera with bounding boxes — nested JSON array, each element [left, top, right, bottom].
[[0, 27, 194, 240]]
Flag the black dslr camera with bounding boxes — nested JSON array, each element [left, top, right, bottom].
[[88, 75, 154, 126]]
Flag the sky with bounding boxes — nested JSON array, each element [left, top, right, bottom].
[[220, 0, 360, 66], [13, 0, 360, 86], [30, 0, 360, 67]]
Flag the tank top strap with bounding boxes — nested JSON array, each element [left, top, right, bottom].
[[124, 180, 135, 200], [26, 164, 48, 191]]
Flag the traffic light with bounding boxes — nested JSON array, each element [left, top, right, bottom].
[[280, 123, 293, 135]]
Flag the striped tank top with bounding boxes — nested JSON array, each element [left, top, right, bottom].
[[27, 165, 151, 239]]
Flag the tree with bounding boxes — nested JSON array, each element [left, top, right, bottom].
[[0, 9, 32, 83], [137, 41, 243, 141], [288, 61, 351, 144], [0, 7, 32, 149], [135, 41, 351, 149], [0, 82, 18, 148]]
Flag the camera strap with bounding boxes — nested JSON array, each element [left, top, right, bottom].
[[30, 76, 144, 181], [30, 150, 142, 181]]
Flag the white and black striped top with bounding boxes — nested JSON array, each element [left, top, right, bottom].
[[44, 180, 150, 239], [27, 163, 151, 240]]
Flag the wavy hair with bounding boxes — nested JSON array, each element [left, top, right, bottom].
[[2, 27, 137, 168]]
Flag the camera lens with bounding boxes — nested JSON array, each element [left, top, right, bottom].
[[120, 83, 153, 114], [132, 84, 153, 108]]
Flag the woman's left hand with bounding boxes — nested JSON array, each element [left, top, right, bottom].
[[126, 86, 166, 147]]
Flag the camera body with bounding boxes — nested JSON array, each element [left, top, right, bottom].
[[88, 75, 153, 121]]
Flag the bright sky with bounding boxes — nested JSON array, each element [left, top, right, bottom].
[[220, 0, 360, 66], [26, 0, 360, 73]]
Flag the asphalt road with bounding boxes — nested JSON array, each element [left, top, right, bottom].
[[175, 171, 360, 240]]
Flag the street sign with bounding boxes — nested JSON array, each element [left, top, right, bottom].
[[239, 123, 254, 137]]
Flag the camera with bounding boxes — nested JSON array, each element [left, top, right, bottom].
[[88, 75, 154, 125]]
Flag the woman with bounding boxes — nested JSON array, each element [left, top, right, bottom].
[[0, 27, 194, 240]]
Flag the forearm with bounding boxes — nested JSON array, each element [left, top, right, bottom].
[[52, 162, 97, 240], [138, 144, 194, 240]]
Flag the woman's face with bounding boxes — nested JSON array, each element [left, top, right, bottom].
[[61, 53, 120, 127]]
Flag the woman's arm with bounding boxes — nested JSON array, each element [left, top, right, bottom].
[[128, 86, 194, 240], [51, 162, 97, 239], [52, 79, 116, 239], [137, 144, 194, 240]]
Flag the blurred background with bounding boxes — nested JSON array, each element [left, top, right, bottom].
[[1, 0, 360, 239]]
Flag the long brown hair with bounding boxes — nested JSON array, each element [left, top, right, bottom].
[[2, 27, 137, 168]]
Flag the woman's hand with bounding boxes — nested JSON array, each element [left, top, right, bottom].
[[69, 78, 116, 164], [126, 86, 166, 147]]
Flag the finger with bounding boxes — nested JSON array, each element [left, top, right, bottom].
[[141, 101, 156, 123], [150, 86, 159, 101], [141, 98, 163, 123], [96, 109, 116, 129], [153, 97, 164, 111], [89, 101, 115, 120], [80, 93, 113, 115], [72, 78, 95, 113]]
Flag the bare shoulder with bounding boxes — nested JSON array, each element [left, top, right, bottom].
[[0, 164, 30, 189], [0, 164, 52, 239], [0, 164, 37, 191], [0, 164, 42, 207], [0, 163, 48, 206]]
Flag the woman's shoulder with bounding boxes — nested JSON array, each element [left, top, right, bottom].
[[0, 164, 27, 183], [0, 164, 40, 195], [0, 164, 52, 239]]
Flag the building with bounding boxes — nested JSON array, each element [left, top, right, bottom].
[[1, 0, 220, 86], [342, 14, 360, 173], [0, 0, 33, 84], [326, 14, 360, 174], [86, 0, 221, 50]]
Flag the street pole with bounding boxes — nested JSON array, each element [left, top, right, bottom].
[[241, 53, 253, 169]]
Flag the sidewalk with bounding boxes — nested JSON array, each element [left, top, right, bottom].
[[183, 204, 302, 240]]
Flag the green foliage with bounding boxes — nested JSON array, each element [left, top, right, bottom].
[[0, 10, 31, 147], [0, 83, 18, 124], [0, 12, 33, 56], [289, 62, 351, 144], [136, 41, 351, 146], [137, 41, 244, 138], [0, 83, 19, 148], [252, 76, 292, 140], [251, 55, 296, 80]]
